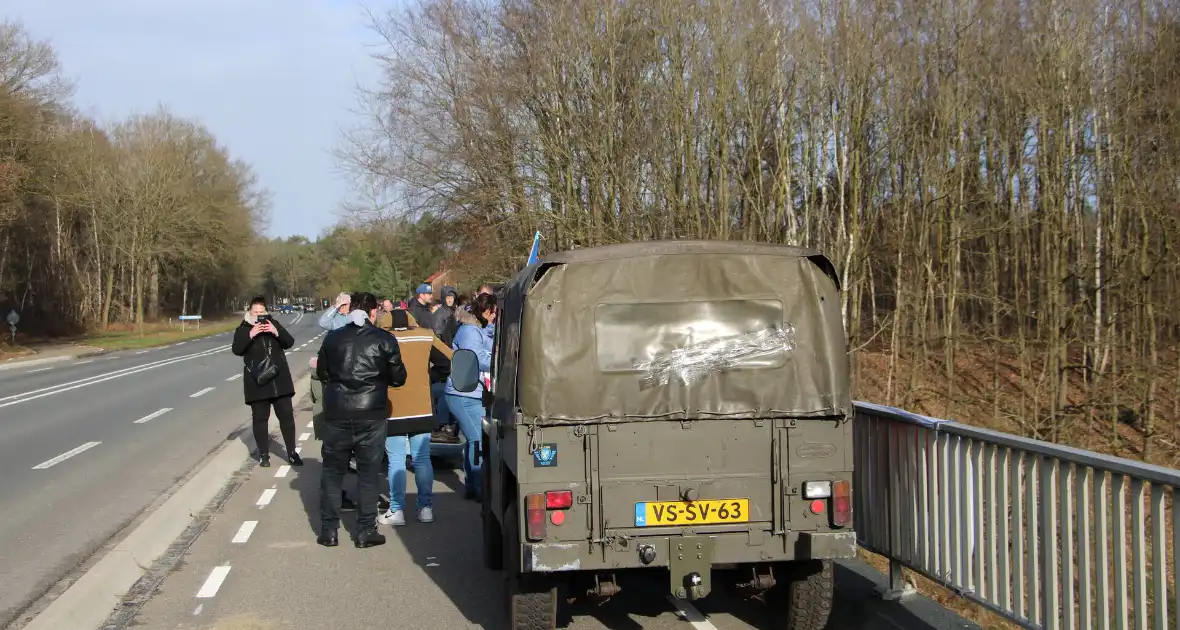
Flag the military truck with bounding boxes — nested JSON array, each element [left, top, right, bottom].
[[449, 240, 856, 630]]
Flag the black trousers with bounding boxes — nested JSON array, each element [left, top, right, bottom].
[[250, 395, 297, 456], [320, 417, 385, 532]]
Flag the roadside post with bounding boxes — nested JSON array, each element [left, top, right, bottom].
[[5, 309, 17, 344], [178, 314, 202, 332]]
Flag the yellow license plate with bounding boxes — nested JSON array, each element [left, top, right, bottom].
[[634, 498, 750, 526]]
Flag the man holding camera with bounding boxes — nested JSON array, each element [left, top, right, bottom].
[[318, 292, 352, 331]]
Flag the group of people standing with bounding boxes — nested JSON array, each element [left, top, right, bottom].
[[231, 284, 497, 547], [303, 283, 497, 547]]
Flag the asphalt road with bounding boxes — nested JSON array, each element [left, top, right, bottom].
[[0, 312, 325, 628], [121, 401, 980, 630]]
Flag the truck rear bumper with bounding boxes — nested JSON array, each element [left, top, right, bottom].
[[521, 530, 857, 574]]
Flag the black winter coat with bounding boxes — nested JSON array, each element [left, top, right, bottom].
[[232, 318, 296, 404], [316, 321, 407, 421]]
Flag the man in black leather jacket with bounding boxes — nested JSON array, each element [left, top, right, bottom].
[[314, 292, 407, 548]]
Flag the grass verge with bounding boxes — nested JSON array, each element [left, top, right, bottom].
[[77, 319, 240, 351]]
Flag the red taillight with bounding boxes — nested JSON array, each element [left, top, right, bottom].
[[525, 493, 547, 541], [545, 490, 573, 510], [831, 480, 851, 528]]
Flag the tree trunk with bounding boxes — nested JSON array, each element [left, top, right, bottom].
[[148, 258, 160, 321]]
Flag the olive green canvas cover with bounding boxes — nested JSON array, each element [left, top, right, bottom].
[[515, 241, 850, 423]]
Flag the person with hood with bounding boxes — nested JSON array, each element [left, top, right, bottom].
[[432, 285, 458, 345], [315, 292, 406, 548], [377, 309, 453, 526], [233, 296, 300, 468], [444, 291, 497, 502]]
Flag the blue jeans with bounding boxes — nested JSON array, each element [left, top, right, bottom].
[[446, 395, 484, 500], [384, 433, 433, 512], [431, 382, 450, 426]]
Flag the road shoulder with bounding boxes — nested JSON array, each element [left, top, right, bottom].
[[14, 375, 311, 630]]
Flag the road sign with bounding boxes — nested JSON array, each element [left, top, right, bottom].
[[178, 314, 201, 331]]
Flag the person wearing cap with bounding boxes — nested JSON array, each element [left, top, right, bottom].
[[377, 309, 453, 526], [407, 283, 435, 332]]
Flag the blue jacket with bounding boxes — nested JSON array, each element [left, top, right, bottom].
[[318, 306, 349, 331], [444, 311, 493, 399]]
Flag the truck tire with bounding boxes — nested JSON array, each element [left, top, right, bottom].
[[769, 560, 834, 630], [502, 501, 557, 630], [482, 445, 503, 570]]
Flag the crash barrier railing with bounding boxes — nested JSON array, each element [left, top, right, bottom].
[[853, 401, 1179, 630]]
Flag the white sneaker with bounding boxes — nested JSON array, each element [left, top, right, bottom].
[[418, 507, 434, 523], [378, 509, 405, 526]]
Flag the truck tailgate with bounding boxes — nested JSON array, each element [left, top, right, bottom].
[[595, 420, 775, 533]]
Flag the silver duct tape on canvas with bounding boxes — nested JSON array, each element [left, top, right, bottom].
[[633, 325, 797, 389]]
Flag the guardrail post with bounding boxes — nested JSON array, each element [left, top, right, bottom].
[[876, 420, 915, 601]]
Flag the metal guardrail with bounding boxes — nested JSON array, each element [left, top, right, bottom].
[[853, 401, 1179, 630]]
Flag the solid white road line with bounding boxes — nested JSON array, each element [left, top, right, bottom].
[[225, 373, 242, 381], [666, 596, 718, 630], [0, 345, 231, 410], [32, 441, 102, 470], [195, 566, 231, 598], [27, 367, 52, 373], [256, 488, 277, 507], [274, 465, 291, 478], [190, 387, 215, 398], [299, 432, 310, 441], [231, 521, 258, 544], [134, 408, 172, 424]]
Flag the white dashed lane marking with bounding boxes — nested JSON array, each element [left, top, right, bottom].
[[73, 360, 93, 365], [667, 595, 719, 630], [195, 566, 231, 598], [225, 373, 242, 381], [134, 408, 172, 424], [256, 488, 277, 507], [26, 367, 52, 373], [299, 432, 310, 441], [32, 441, 102, 470], [231, 521, 258, 544], [307, 421, 314, 429], [274, 465, 291, 478], [190, 387, 215, 398]]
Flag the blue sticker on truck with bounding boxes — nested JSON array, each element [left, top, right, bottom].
[[533, 443, 558, 467], [634, 502, 647, 526]]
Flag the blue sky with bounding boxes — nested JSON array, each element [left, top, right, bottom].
[[4, 0, 390, 240]]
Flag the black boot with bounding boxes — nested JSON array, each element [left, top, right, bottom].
[[259, 453, 271, 468], [317, 528, 338, 547], [355, 527, 386, 548], [288, 451, 304, 466]]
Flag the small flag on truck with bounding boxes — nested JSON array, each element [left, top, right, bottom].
[[526, 231, 542, 266]]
